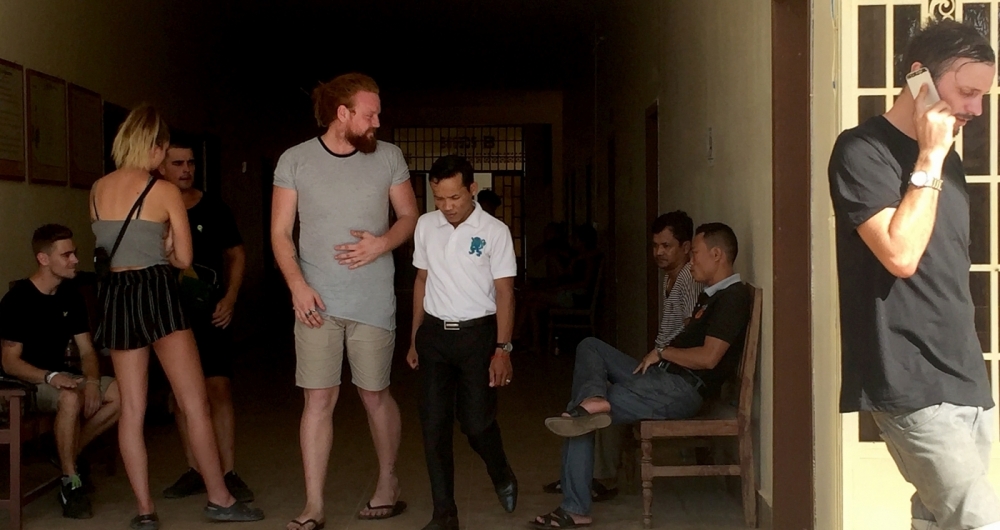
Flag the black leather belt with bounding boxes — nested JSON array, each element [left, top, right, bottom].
[[424, 314, 495, 330], [659, 361, 706, 396]]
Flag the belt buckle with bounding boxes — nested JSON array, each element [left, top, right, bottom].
[[443, 321, 460, 331]]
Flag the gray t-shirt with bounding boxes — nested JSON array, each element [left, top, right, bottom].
[[273, 138, 410, 330]]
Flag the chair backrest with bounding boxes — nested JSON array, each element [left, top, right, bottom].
[[736, 284, 763, 422]]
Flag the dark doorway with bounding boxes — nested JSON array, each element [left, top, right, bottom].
[[606, 134, 617, 343], [645, 103, 659, 347]]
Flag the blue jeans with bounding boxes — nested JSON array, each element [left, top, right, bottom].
[[559, 338, 703, 516]]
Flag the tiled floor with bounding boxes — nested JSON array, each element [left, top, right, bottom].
[[13, 324, 747, 530]]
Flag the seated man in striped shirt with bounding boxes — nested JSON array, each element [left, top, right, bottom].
[[540, 211, 701, 501]]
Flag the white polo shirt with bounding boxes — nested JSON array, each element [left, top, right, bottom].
[[412, 202, 518, 322]]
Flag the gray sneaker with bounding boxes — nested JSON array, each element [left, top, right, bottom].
[[204, 500, 264, 522]]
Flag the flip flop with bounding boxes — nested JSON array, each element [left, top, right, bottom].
[[544, 406, 612, 437], [529, 507, 592, 528], [357, 500, 407, 520], [288, 520, 325, 530]]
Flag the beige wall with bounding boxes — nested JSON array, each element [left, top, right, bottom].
[[811, 2, 843, 529], [597, 0, 775, 510], [0, 0, 222, 288]]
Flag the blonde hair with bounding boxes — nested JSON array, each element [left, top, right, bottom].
[[312, 73, 379, 127], [111, 104, 170, 170]]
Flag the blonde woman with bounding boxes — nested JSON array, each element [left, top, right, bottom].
[[90, 105, 264, 529]]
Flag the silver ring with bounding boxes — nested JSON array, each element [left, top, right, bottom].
[[307, 309, 316, 315], [505, 379, 511, 383]]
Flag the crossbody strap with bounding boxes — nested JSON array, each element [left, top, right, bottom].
[[108, 177, 158, 263]]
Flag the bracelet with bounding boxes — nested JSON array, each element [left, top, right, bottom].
[[44, 371, 57, 385]]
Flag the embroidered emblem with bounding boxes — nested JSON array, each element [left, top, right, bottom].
[[693, 305, 706, 320], [63, 312, 68, 317], [197, 224, 204, 232], [469, 237, 486, 257]]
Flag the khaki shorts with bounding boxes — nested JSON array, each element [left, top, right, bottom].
[[35, 375, 115, 413], [294, 317, 395, 391]]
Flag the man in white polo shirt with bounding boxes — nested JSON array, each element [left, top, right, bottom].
[[406, 155, 518, 530]]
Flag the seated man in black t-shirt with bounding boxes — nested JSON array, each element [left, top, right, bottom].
[[156, 137, 254, 503], [0, 225, 121, 519], [530, 223, 752, 529]]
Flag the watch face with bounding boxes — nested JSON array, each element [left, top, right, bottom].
[[911, 171, 928, 186]]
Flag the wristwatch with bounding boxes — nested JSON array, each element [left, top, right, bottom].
[[656, 347, 666, 361], [910, 170, 944, 191], [44, 371, 57, 385], [496, 342, 514, 354]]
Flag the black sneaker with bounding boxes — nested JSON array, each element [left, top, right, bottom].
[[60, 480, 93, 519], [224, 471, 255, 503], [163, 468, 206, 498]]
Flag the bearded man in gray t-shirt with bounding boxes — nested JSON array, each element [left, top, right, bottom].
[[272, 73, 418, 528]]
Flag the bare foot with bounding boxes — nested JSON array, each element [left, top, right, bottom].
[[358, 474, 401, 518], [561, 397, 611, 417], [533, 509, 593, 527], [288, 505, 324, 530]]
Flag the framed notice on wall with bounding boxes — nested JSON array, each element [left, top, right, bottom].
[[0, 58, 25, 181], [68, 84, 103, 189], [26, 69, 68, 185]]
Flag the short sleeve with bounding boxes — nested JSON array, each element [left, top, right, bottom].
[[273, 149, 297, 191], [490, 223, 518, 280], [215, 199, 244, 249], [412, 216, 429, 270], [387, 144, 411, 187], [828, 131, 904, 230], [0, 288, 27, 344], [705, 287, 752, 346]]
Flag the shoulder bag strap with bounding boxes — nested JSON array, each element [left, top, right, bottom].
[[108, 177, 158, 263]]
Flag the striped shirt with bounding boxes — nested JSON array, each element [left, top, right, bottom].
[[655, 262, 703, 348]]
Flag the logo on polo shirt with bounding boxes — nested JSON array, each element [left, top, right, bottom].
[[469, 237, 486, 257]]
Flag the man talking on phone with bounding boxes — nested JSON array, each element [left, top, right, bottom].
[[828, 19, 1000, 530]]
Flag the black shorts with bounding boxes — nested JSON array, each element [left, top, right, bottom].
[[192, 319, 234, 379], [96, 265, 190, 351]]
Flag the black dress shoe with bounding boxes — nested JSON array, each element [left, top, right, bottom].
[[495, 472, 518, 513], [421, 514, 460, 530]]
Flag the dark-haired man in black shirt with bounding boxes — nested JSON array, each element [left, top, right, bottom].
[[156, 138, 255, 504], [0, 224, 120, 519], [828, 18, 999, 530], [531, 223, 751, 529]]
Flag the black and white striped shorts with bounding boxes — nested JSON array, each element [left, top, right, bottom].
[[95, 264, 190, 351]]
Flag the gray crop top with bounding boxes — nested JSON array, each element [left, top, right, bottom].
[[91, 178, 169, 268], [92, 220, 168, 268]]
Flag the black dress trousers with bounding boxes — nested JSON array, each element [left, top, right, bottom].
[[415, 316, 511, 519]]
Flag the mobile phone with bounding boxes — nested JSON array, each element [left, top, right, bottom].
[[905, 67, 941, 107]]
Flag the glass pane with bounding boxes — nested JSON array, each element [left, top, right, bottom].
[[970, 183, 990, 264], [859, 5, 887, 88], [964, 4, 991, 41], [971, 271, 991, 352], [858, 95, 885, 123], [965, 98, 991, 175], [894, 5, 922, 88]]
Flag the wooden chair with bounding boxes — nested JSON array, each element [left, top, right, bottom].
[[547, 258, 605, 354], [634, 284, 763, 528]]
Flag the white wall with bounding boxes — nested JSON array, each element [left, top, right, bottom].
[[596, 0, 775, 510]]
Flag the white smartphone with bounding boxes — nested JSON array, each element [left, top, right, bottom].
[[905, 67, 941, 107]]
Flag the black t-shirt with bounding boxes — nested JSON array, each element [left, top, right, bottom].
[[669, 280, 752, 398], [186, 194, 243, 289], [0, 279, 89, 374], [829, 115, 992, 412]]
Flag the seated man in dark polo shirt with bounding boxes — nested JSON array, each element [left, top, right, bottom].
[[530, 222, 752, 529], [0, 224, 121, 520]]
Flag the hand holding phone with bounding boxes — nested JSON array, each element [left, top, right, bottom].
[[906, 67, 941, 108]]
